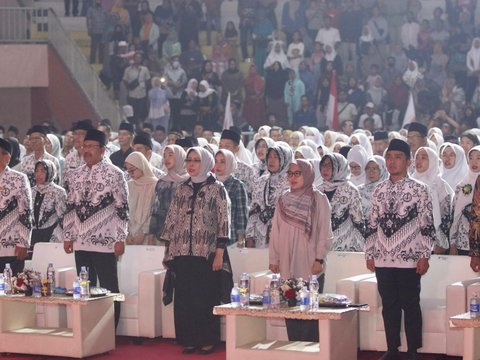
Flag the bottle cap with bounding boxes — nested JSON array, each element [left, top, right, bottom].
[[5, 263, 10, 268], [48, 263, 53, 267], [81, 266, 86, 271]]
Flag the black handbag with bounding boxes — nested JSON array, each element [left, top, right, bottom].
[[162, 268, 175, 306], [127, 69, 141, 90]]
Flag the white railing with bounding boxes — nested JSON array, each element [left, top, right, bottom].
[[0, 7, 122, 127]]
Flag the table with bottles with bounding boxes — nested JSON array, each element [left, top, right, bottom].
[[0, 293, 116, 358], [214, 303, 358, 360], [450, 312, 480, 360]]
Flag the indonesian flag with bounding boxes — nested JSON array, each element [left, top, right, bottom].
[[326, 71, 339, 130], [402, 91, 416, 128], [223, 92, 234, 130]]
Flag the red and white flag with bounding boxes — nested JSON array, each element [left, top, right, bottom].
[[326, 71, 339, 130], [402, 91, 416, 128], [223, 92, 234, 130]]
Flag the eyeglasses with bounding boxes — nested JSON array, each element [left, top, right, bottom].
[[185, 159, 201, 164], [349, 164, 361, 171], [81, 144, 101, 149], [287, 171, 302, 178], [365, 167, 380, 172]]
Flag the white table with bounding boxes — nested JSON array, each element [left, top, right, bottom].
[[214, 304, 358, 360], [450, 312, 480, 360], [0, 294, 115, 358]]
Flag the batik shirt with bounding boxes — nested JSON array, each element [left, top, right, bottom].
[[31, 183, 67, 242], [63, 160, 129, 253], [0, 167, 32, 256], [20, 151, 61, 186], [365, 176, 435, 268], [63, 149, 84, 187], [235, 160, 254, 198]]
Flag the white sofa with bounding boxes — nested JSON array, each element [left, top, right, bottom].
[[159, 245, 270, 340], [358, 255, 477, 354], [116, 245, 165, 338], [249, 251, 373, 341]]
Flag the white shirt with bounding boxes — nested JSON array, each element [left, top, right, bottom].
[[401, 22, 420, 49], [358, 113, 383, 130], [315, 27, 341, 48]]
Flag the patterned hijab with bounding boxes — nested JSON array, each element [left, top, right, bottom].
[[278, 159, 316, 235], [162, 144, 189, 183], [34, 159, 56, 193], [215, 149, 237, 182], [186, 147, 214, 183], [265, 143, 293, 206], [319, 153, 351, 192]]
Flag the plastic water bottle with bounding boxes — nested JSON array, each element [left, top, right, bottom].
[[309, 275, 319, 310], [299, 286, 310, 311], [262, 285, 271, 309], [46, 263, 55, 296], [3, 263, 13, 295], [72, 277, 81, 300], [0, 274, 5, 296], [230, 283, 240, 308], [32, 275, 42, 298], [239, 273, 250, 308], [270, 274, 280, 310], [79, 266, 90, 300], [470, 293, 480, 318]]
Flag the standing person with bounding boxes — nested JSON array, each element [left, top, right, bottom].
[[20, 126, 61, 187], [124, 152, 157, 245], [63, 129, 128, 328], [177, 0, 202, 51], [365, 139, 435, 360], [412, 147, 454, 254], [110, 122, 134, 170], [86, 0, 107, 64], [243, 64, 265, 129], [358, 156, 388, 219], [265, 61, 289, 127], [198, 80, 220, 131], [123, 52, 151, 126], [31, 160, 66, 250], [269, 159, 333, 341], [160, 147, 231, 355], [318, 153, 365, 251], [440, 143, 468, 191], [450, 146, 480, 256], [0, 138, 32, 275], [221, 58, 244, 106], [148, 77, 171, 131], [246, 144, 293, 248], [149, 144, 189, 242], [214, 149, 248, 247], [284, 69, 305, 128], [179, 79, 199, 132], [164, 56, 188, 124]]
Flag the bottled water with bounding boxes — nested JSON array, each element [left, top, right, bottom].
[[0, 274, 4, 296], [239, 272, 250, 308], [46, 263, 55, 296], [32, 274, 42, 298], [230, 283, 240, 308], [299, 286, 310, 311], [309, 275, 319, 310], [471, 293, 480, 318], [270, 274, 280, 310], [79, 266, 90, 300], [72, 277, 81, 300], [3, 263, 13, 295], [262, 285, 271, 309]]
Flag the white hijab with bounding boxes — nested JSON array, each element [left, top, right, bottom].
[[350, 132, 373, 157], [46, 134, 62, 159], [299, 139, 321, 159], [347, 145, 368, 187], [295, 145, 319, 160], [412, 147, 450, 228], [440, 143, 468, 190], [215, 149, 237, 182], [467, 37, 480, 72], [125, 152, 158, 232], [162, 144, 189, 183], [198, 80, 215, 98]]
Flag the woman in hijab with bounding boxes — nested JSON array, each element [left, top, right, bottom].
[[265, 61, 289, 126], [318, 153, 365, 251], [269, 159, 333, 341], [150, 144, 189, 242], [246, 144, 293, 248], [467, 37, 480, 101], [320, 44, 343, 76], [299, 139, 321, 159], [450, 146, 480, 255], [347, 144, 369, 187], [124, 152, 158, 245], [284, 69, 306, 128], [349, 132, 374, 157], [264, 41, 290, 70], [179, 78, 199, 132], [31, 160, 66, 251], [46, 133, 65, 176], [358, 156, 388, 218], [161, 147, 231, 355], [440, 143, 468, 190], [214, 149, 248, 247], [289, 130, 304, 151], [252, 137, 275, 178], [295, 145, 319, 160], [412, 147, 454, 254], [198, 80, 220, 131]]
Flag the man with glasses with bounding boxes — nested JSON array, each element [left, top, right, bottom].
[[63, 129, 128, 328], [406, 123, 428, 174], [20, 125, 61, 186]]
